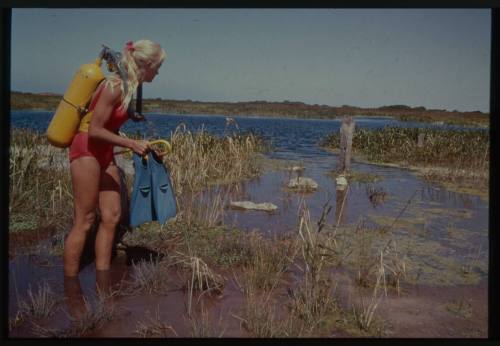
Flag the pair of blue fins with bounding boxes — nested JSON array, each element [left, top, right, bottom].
[[129, 151, 177, 228]]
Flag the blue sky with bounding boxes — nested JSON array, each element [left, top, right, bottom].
[[11, 9, 491, 112]]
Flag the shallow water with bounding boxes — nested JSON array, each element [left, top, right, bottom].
[[9, 111, 488, 337]]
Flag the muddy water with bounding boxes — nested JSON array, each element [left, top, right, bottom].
[[201, 154, 488, 285], [8, 155, 488, 337], [8, 251, 251, 337], [9, 112, 488, 337]]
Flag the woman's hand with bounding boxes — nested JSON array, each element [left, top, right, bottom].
[[129, 140, 151, 156]]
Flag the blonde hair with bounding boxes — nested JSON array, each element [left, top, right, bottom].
[[105, 39, 166, 113]]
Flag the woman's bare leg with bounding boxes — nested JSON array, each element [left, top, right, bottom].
[[95, 163, 122, 271], [64, 156, 101, 277]]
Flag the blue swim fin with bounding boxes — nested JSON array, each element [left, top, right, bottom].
[[149, 151, 177, 225], [130, 153, 154, 227]]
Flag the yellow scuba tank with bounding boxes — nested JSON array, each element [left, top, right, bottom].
[[46, 57, 104, 147]]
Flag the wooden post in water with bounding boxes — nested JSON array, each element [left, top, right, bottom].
[[338, 116, 355, 173]]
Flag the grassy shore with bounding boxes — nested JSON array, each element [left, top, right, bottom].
[[8, 126, 268, 236], [321, 127, 489, 200], [11, 91, 489, 127]]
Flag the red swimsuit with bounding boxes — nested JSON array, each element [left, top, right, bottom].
[[68, 82, 129, 168]]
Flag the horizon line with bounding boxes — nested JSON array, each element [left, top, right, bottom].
[[10, 89, 489, 114]]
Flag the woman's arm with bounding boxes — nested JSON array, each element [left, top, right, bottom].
[[88, 83, 150, 156]]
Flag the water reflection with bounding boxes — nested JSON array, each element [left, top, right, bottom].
[[335, 187, 348, 226], [64, 275, 86, 319]]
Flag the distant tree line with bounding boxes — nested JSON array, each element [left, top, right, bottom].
[[10, 91, 488, 127]]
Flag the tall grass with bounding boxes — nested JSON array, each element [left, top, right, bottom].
[[17, 281, 59, 320], [167, 123, 268, 195], [322, 127, 489, 189], [293, 201, 338, 327], [242, 232, 295, 292], [9, 124, 267, 246], [124, 255, 169, 295], [9, 129, 73, 234], [352, 251, 386, 332], [186, 304, 227, 337], [322, 127, 489, 169]]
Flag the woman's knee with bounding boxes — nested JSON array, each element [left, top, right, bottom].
[[100, 207, 121, 227], [73, 210, 97, 231]]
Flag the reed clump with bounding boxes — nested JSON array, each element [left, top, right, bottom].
[[241, 232, 296, 292], [17, 281, 59, 320], [134, 306, 178, 337], [350, 252, 386, 335], [322, 127, 488, 169], [167, 124, 269, 195], [291, 201, 339, 330], [239, 289, 300, 337], [9, 129, 73, 235], [124, 255, 170, 295], [322, 127, 488, 189], [185, 305, 227, 337]]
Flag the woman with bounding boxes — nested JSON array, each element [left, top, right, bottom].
[[64, 39, 166, 277]]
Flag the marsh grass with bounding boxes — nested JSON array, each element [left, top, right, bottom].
[[444, 299, 473, 319], [233, 232, 302, 337], [10, 129, 73, 235], [66, 295, 116, 336], [135, 305, 178, 337], [284, 201, 341, 333], [235, 270, 308, 338], [366, 185, 387, 208], [168, 124, 268, 195], [352, 251, 386, 331], [461, 244, 484, 277], [351, 222, 381, 288], [30, 293, 116, 338], [238, 291, 296, 337], [172, 222, 252, 269], [322, 127, 489, 188], [332, 192, 416, 294], [18, 281, 59, 320], [323, 127, 488, 167], [124, 255, 169, 295], [185, 303, 227, 337], [9, 125, 266, 243], [179, 188, 226, 229], [170, 252, 225, 316], [242, 232, 296, 292], [349, 222, 410, 293]]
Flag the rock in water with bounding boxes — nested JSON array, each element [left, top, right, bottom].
[[229, 201, 278, 212], [336, 175, 348, 190], [287, 177, 318, 191]]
